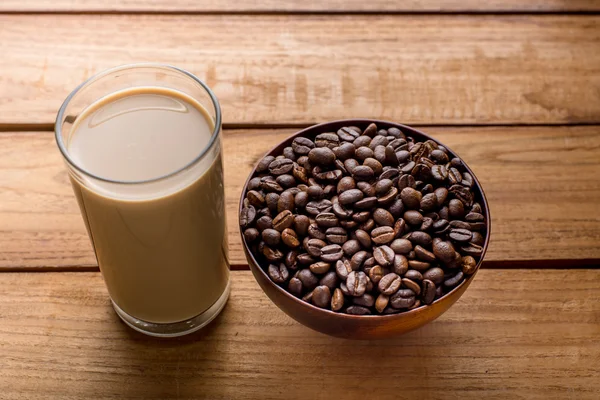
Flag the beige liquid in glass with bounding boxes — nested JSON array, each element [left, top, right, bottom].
[[68, 87, 229, 324]]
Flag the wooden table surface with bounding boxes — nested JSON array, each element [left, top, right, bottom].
[[1, 2, 599, 399]]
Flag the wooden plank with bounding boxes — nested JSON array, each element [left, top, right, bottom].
[[1, 126, 599, 270], [0, 269, 598, 399], [2, 0, 600, 12], [0, 15, 599, 126]]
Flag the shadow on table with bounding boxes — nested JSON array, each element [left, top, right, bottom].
[[105, 303, 475, 399]]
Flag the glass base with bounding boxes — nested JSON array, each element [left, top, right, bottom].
[[111, 279, 231, 338]]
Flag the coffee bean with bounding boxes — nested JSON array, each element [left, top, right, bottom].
[[332, 202, 352, 219], [273, 210, 294, 231], [390, 289, 416, 309], [327, 227, 349, 245], [344, 158, 359, 174], [298, 269, 319, 290], [308, 147, 336, 166], [247, 190, 265, 208], [400, 187, 422, 210], [334, 142, 356, 160], [315, 212, 338, 228], [244, 228, 260, 243], [369, 135, 389, 150], [248, 177, 261, 191], [371, 226, 395, 245], [377, 187, 398, 207], [305, 199, 333, 216], [281, 228, 300, 248], [257, 156, 276, 173], [342, 239, 360, 256], [423, 267, 444, 285], [378, 273, 401, 295], [465, 212, 484, 222], [448, 167, 462, 184], [461, 243, 483, 257], [390, 238, 412, 254], [393, 218, 407, 238], [346, 305, 371, 315], [338, 189, 364, 205], [404, 210, 424, 226], [421, 279, 436, 305], [265, 192, 279, 212], [432, 219, 449, 234], [363, 123, 378, 137], [404, 270, 423, 282], [353, 165, 375, 181], [346, 271, 368, 297], [240, 206, 257, 229], [354, 229, 371, 248], [364, 158, 383, 175], [268, 263, 289, 284], [312, 286, 332, 308], [355, 146, 374, 161], [302, 290, 314, 303], [375, 294, 389, 313], [340, 220, 358, 230], [285, 250, 299, 270], [461, 255, 477, 275], [373, 245, 395, 267], [356, 181, 375, 197], [338, 126, 361, 141], [335, 259, 353, 281], [471, 232, 485, 246], [330, 288, 345, 311], [374, 179, 393, 196], [277, 191, 295, 213], [268, 158, 294, 175], [288, 277, 303, 296], [337, 176, 356, 193], [321, 244, 344, 262], [298, 253, 317, 265], [408, 231, 432, 247], [315, 132, 340, 149], [355, 196, 378, 210], [373, 208, 394, 227], [373, 145, 387, 164], [292, 215, 309, 236], [449, 220, 471, 230], [444, 271, 464, 288], [310, 261, 331, 275], [262, 228, 281, 246], [439, 206, 449, 220], [414, 245, 436, 262], [402, 278, 421, 295], [292, 137, 315, 155], [350, 250, 369, 270], [368, 265, 386, 284], [449, 228, 473, 242], [306, 238, 326, 257], [277, 174, 296, 188], [420, 193, 438, 212], [449, 184, 474, 207], [353, 293, 375, 307], [448, 199, 465, 219], [319, 270, 338, 290], [391, 254, 409, 275]]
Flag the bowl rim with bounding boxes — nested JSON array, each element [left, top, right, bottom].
[[239, 119, 491, 320]]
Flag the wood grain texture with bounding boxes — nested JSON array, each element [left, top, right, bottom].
[[2, 0, 600, 12], [0, 269, 598, 399], [1, 126, 599, 270], [1, 15, 599, 126]]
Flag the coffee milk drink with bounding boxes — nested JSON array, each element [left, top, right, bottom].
[[56, 66, 230, 336]]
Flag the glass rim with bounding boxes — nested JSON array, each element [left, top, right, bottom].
[[54, 63, 222, 185]]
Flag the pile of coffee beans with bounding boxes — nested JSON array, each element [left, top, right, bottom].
[[240, 123, 487, 315]]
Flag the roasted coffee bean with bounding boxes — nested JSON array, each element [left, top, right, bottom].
[[277, 174, 296, 189], [408, 231, 432, 247], [414, 245, 436, 262], [388, 198, 405, 218], [461, 255, 477, 275], [265, 192, 279, 213], [448, 167, 462, 184], [312, 286, 332, 308], [423, 267, 444, 285], [272, 210, 294, 231], [353, 293, 375, 307], [334, 142, 356, 160], [305, 199, 333, 216], [392, 254, 409, 275], [421, 279, 436, 305], [408, 259, 431, 272], [374, 145, 387, 164], [471, 232, 485, 246], [465, 212, 485, 222], [355, 196, 378, 210], [363, 123, 378, 137], [315, 132, 340, 149], [375, 294, 389, 313], [342, 239, 360, 256], [368, 265, 386, 284], [269, 158, 294, 175], [337, 126, 361, 141], [346, 305, 371, 315], [404, 269, 423, 282], [449, 184, 474, 207], [297, 253, 317, 265], [248, 177, 262, 191], [332, 202, 352, 219], [350, 250, 369, 270], [404, 210, 424, 226], [377, 187, 398, 207], [400, 161, 416, 174], [277, 191, 294, 213], [449, 220, 471, 230], [321, 244, 344, 262], [288, 277, 303, 296], [319, 271, 338, 290], [461, 243, 483, 257], [315, 212, 338, 228], [247, 190, 265, 208], [285, 250, 299, 270], [355, 229, 372, 248], [302, 290, 314, 304], [344, 158, 359, 174], [340, 220, 358, 230], [402, 278, 421, 296], [374, 179, 393, 196], [331, 288, 345, 311], [420, 193, 438, 212], [373, 208, 394, 227], [256, 215, 273, 231], [400, 187, 422, 210], [439, 206, 449, 220], [292, 192, 307, 209], [257, 156, 275, 173], [369, 135, 389, 150], [260, 177, 283, 193], [420, 217, 433, 232], [268, 263, 289, 284], [461, 172, 474, 188], [306, 238, 326, 257], [432, 219, 449, 234], [470, 222, 487, 232], [263, 246, 284, 262], [240, 205, 257, 228], [244, 228, 260, 243], [292, 164, 309, 184], [335, 259, 353, 280], [293, 215, 310, 236], [448, 199, 465, 220], [353, 165, 375, 181], [390, 239, 412, 254], [444, 271, 464, 288], [379, 273, 401, 295], [298, 269, 319, 290], [357, 181, 376, 197], [449, 228, 473, 242], [363, 158, 383, 175], [346, 271, 368, 296], [356, 146, 374, 161], [380, 168, 400, 183], [390, 288, 416, 309], [292, 137, 315, 155], [308, 147, 336, 166], [310, 261, 331, 274], [337, 176, 356, 193], [338, 188, 363, 205], [373, 245, 395, 267], [326, 227, 349, 245], [371, 226, 395, 244], [281, 228, 300, 248], [312, 167, 342, 181], [393, 218, 407, 238]]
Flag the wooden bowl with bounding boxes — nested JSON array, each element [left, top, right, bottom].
[[239, 119, 491, 339]]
